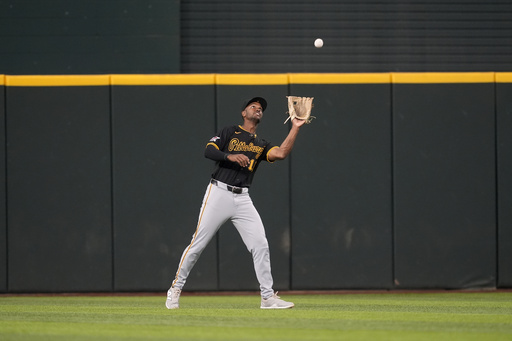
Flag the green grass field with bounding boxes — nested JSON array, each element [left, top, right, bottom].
[[1, 292, 511, 340]]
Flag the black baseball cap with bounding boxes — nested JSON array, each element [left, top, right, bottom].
[[241, 97, 267, 112]]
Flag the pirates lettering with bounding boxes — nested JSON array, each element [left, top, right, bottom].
[[228, 138, 264, 159]]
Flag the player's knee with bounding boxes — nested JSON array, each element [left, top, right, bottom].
[[250, 239, 269, 254]]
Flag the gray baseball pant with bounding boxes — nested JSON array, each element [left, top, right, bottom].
[[171, 181, 274, 299]]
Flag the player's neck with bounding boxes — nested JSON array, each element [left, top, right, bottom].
[[241, 121, 258, 134]]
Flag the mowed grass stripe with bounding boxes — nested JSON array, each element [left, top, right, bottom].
[[1, 321, 510, 341], [0, 293, 511, 341]]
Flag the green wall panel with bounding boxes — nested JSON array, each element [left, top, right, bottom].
[[112, 84, 216, 292], [393, 82, 496, 289], [497, 82, 512, 287], [290, 82, 393, 289], [7, 85, 112, 292], [0, 82, 5, 292]]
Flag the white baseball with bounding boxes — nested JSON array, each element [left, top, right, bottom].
[[314, 38, 323, 48]]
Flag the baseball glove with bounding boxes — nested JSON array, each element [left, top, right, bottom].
[[284, 96, 315, 124]]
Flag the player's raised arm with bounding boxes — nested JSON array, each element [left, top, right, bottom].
[[267, 118, 306, 162]]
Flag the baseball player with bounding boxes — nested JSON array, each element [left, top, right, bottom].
[[166, 97, 306, 309]]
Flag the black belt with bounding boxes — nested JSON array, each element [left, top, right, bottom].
[[210, 179, 245, 194]]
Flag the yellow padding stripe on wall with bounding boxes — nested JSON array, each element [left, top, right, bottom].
[[2, 73, 512, 86], [111, 74, 215, 85], [289, 73, 391, 84], [392, 72, 495, 83], [6, 75, 110, 86], [216, 74, 289, 85], [495, 72, 512, 83]]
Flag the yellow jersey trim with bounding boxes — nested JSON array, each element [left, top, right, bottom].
[[267, 146, 279, 163], [238, 125, 257, 137], [206, 142, 219, 150]]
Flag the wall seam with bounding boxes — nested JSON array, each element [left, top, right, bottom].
[[494, 77, 499, 287], [214, 80, 220, 291], [3, 77, 8, 292], [109, 77, 115, 292], [390, 78, 396, 289], [287, 81, 293, 290]]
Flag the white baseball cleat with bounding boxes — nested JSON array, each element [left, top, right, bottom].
[[165, 287, 181, 309], [260, 292, 294, 309]]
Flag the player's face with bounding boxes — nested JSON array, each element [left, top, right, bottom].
[[244, 102, 263, 123]]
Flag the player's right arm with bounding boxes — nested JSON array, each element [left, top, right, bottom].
[[204, 126, 250, 167], [205, 144, 249, 167], [204, 142, 228, 161]]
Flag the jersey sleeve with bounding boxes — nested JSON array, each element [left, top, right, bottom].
[[204, 126, 236, 161], [259, 140, 278, 163], [265, 145, 279, 163], [204, 144, 228, 161]]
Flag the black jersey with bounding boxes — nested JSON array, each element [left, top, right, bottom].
[[205, 125, 277, 188]]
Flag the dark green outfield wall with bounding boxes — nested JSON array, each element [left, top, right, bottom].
[[0, 1, 180, 75], [6, 77, 112, 292], [393, 81, 496, 289], [1, 72, 511, 293], [289, 76, 393, 290], [2, 1, 511, 75]]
